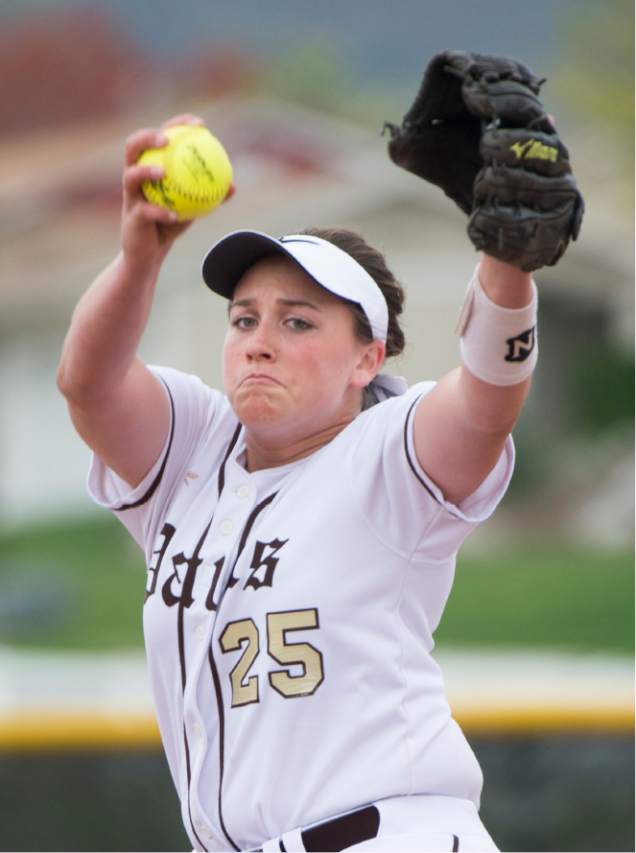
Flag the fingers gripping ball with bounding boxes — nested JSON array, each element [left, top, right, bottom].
[[138, 125, 233, 220]]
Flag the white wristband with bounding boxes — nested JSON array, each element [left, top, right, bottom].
[[456, 269, 538, 386]]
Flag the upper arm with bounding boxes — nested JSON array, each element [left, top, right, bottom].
[[413, 365, 529, 505], [64, 357, 171, 488]]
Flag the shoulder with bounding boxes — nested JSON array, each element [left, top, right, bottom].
[[142, 364, 240, 482], [147, 364, 222, 402], [323, 380, 436, 464], [356, 380, 436, 433], [147, 364, 230, 426]]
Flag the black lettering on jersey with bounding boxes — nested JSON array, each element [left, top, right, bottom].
[[225, 492, 280, 591], [205, 556, 227, 612], [161, 549, 201, 608], [243, 538, 289, 591], [145, 523, 176, 603], [226, 560, 241, 590]]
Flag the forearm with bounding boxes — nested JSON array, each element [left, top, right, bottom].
[[58, 117, 208, 403], [456, 253, 535, 433], [414, 255, 537, 503], [57, 252, 161, 401], [478, 253, 534, 308]]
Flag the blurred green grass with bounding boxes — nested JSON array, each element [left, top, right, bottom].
[[437, 543, 634, 653], [0, 516, 145, 651], [0, 515, 633, 653]]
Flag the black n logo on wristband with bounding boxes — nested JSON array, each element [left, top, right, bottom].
[[505, 327, 536, 362]]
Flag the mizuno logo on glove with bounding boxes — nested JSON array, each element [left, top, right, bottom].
[[510, 139, 557, 162]]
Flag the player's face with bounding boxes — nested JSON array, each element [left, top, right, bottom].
[[223, 256, 383, 440]]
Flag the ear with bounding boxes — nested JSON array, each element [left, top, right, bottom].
[[350, 340, 386, 390]]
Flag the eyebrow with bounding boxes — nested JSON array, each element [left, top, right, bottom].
[[228, 297, 324, 313]]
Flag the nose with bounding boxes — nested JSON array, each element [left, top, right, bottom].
[[245, 321, 276, 362]]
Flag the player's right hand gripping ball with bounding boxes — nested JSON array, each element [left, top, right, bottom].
[[138, 124, 233, 221], [383, 50, 584, 271]]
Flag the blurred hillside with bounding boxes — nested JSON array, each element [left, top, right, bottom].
[[1, 1, 632, 204], [0, 0, 585, 96], [0, 5, 260, 136], [1, 0, 632, 141]]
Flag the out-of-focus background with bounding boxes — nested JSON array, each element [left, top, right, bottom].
[[0, 1, 633, 850]]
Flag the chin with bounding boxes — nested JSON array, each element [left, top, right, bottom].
[[231, 388, 288, 427]]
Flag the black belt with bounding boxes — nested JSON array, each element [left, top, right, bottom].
[[256, 804, 381, 852]]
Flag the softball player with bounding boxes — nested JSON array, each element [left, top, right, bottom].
[[57, 94, 551, 850]]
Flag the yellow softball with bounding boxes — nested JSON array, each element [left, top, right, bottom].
[[138, 124, 233, 220]]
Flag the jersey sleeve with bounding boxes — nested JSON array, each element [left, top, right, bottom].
[[86, 365, 223, 560], [349, 382, 515, 560]]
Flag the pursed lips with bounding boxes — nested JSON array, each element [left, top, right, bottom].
[[240, 373, 283, 387]]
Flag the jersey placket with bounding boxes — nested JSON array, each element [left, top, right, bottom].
[[185, 457, 257, 850]]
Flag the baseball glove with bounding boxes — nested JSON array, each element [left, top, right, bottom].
[[383, 50, 584, 272]]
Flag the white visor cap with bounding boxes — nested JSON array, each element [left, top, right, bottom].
[[201, 230, 389, 342]]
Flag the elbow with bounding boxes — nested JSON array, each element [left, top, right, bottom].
[[56, 359, 70, 398], [56, 356, 88, 404], [56, 332, 74, 398], [56, 365, 96, 407], [56, 346, 78, 399], [56, 333, 96, 403]]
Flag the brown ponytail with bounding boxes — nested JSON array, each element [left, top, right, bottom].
[[298, 226, 406, 358]]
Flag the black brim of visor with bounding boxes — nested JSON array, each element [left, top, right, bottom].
[[202, 231, 311, 300]]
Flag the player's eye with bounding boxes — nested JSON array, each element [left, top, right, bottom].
[[232, 315, 258, 329], [285, 317, 314, 332]]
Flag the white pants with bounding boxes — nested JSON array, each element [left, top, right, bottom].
[[260, 795, 499, 852]]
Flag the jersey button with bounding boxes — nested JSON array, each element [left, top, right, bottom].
[[235, 484, 250, 499], [192, 722, 203, 740], [195, 624, 205, 642], [220, 519, 234, 536]]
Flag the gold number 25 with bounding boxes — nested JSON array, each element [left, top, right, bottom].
[[219, 608, 324, 707]]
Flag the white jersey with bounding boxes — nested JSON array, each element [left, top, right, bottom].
[[88, 365, 514, 852]]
